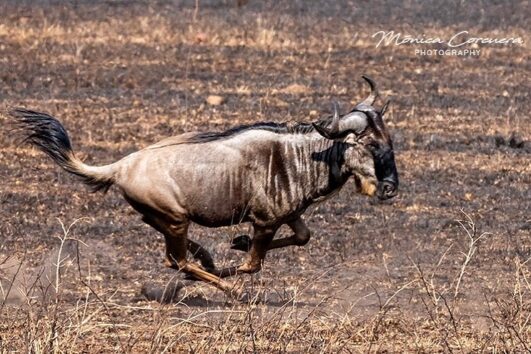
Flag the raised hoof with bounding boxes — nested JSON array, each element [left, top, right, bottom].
[[230, 234, 252, 252]]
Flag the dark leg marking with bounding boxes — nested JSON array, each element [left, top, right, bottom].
[[187, 239, 216, 271], [231, 234, 252, 252]]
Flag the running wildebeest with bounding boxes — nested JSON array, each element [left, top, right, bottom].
[[9, 76, 398, 300]]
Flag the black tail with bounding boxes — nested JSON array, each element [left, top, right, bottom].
[[9, 108, 115, 192]]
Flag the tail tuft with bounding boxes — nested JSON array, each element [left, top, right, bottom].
[[9, 108, 114, 192], [10, 108, 74, 166]]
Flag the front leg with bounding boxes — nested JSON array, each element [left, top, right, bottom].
[[215, 224, 278, 278], [231, 217, 310, 252], [268, 218, 310, 250]]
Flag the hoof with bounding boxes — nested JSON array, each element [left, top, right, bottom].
[[231, 234, 252, 252]]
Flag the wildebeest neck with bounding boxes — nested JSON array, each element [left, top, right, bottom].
[[256, 135, 351, 211], [310, 139, 349, 193]]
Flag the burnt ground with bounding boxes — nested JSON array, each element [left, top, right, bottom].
[[0, 1, 529, 352]]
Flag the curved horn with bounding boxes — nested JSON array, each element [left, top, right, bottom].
[[359, 75, 378, 106], [313, 101, 341, 139]]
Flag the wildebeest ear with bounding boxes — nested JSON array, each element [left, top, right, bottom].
[[381, 99, 391, 117]]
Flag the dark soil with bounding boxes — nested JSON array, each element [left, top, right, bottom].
[[0, 1, 529, 352]]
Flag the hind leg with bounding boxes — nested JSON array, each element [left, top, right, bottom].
[[142, 215, 215, 271], [145, 215, 241, 298]]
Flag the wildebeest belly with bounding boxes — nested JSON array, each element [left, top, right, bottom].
[[187, 201, 305, 228], [177, 162, 254, 227], [188, 207, 251, 227], [181, 176, 307, 227]]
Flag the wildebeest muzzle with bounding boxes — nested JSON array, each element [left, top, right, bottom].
[[374, 148, 399, 200]]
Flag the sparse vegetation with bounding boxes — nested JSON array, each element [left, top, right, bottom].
[[0, 1, 529, 352]]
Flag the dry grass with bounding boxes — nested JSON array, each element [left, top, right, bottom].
[[0, 0, 529, 352], [1, 217, 529, 352]]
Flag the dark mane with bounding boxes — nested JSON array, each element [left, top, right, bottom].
[[188, 117, 334, 143]]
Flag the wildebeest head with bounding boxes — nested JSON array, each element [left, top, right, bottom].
[[313, 76, 399, 200]]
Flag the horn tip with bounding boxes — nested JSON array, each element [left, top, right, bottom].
[[361, 75, 376, 87]]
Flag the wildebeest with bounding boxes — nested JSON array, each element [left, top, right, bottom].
[[9, 76, 398, 300]]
